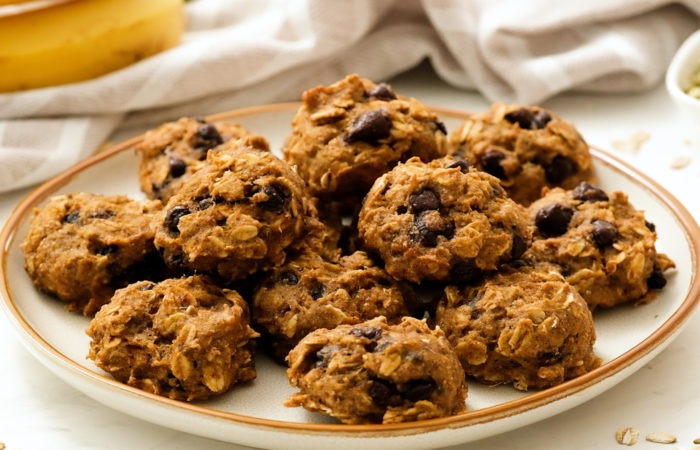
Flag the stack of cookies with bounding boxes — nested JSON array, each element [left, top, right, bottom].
[[20, 74, 674, 424]]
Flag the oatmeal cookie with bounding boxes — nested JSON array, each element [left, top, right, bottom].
[[285, 316, 467, 424], [137, 117, 268, 202], [87, 276, 258, 401], [436, 266, 600, 390], [524, 182, 675, 309], [21, 193, 162, 316], [283, 74, 448, 202], [154, 141, 315, 280], [450, 103, 592, 205], [253, 250, 410, 359], [358, 156, 533, 283]]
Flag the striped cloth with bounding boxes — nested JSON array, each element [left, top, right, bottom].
[[0, 0, 698, 192]]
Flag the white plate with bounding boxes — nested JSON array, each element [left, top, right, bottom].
[[1, 104, 699, 450]]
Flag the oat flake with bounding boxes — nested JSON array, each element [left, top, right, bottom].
[[669, 156, 691, 170], [615, 427, 639, 445], [645, 432, 677, 444], [612, 132, 650, 153]]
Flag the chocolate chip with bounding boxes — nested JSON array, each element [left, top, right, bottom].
[[447, 159, 469, 173], [539, 351, 562, 365], [314, 345, 341, 369], [256, 184, 288, 213], [545, 156, 576, 184], [279, 271, 299, 285], [62, 211, 81, 225], [193, 123, 223, 150], [413, 212, 453, 247], [368, 83, 396, 100], [350, 326, 382, 340], [647, 264, 667, 289], [535, 204, 574, 236], [368, 379, 396, 407], [96, 244, 118, 255], [511, 234, 527, 259], [344, 109, 392, 143], [504, 107, 535, 129], [510, 259, 533, 269], [396, 205, 408, 215], [591, 220, 618, 248], [572, 182, 609, 202], [480, 149, 507, 179], [433, 120, 447, 135], [451, 260, 482, 284], [408, 188, 441, 212], [196, 196, 215, 210], [164, 206, 191, 236], [309, 283, 325, 300], [139, 283, 156, 291], [402, 379, 437, 402], [645, 220, 656, 232], [532, 110, 552, 129], [168, 156, 187, 178]]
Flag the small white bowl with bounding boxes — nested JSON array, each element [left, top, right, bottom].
[[666, 29, 700, 124]]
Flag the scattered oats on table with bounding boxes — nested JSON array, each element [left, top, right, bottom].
[[612, 132, 650, 153], [615, 427, 639, 446]]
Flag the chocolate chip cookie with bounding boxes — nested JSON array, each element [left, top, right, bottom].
[[253, 250, 411, 359], [358, 156, 533, 283], [137, 117, 268, 202], [21, 193, 162, 316], [285, 316, 467, 424], [450, 103, 592, 205], [436, 266, 600, 390], [87, 276, 258, 401], [283, 74, 448, 203], [154, 141, 315, 280], [524, 182, 675, 309]]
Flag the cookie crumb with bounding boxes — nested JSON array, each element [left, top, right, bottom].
[[669, 156, 691, 170], [0, 442, 5, 450], [615, 427, 639, 445], [645, 432, 676, 444], [683, 139, 692, 146], [612, 132, 650, 153], [694, 437, 700, 444]]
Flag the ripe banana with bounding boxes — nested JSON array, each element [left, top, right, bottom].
[[0, 0, 184, 92]]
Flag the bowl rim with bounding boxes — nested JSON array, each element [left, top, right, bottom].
[[1, 102, 699, 437], [666, 29, 700, 107]]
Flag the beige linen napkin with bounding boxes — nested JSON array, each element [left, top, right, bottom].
[[0, 0, 698, 192]]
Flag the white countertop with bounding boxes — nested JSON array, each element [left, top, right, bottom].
[[1, 66, 699, 450]]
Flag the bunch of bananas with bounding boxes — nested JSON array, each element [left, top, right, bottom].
[[0, 0, 184, 92]]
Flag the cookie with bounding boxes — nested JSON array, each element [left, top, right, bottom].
[[21, 193, 162, 316], [358, 156, 533, 283], [524, 182, 675, 309], [87, 276, 258, 401], [252, 250, 410, 359], [436, 266, 600, 390], [285, 317, 467, 424], [154, 141, 315, 280], [137, 117, 269, 202], [283, 74, 448, 203], [450, 103, 592, 205]]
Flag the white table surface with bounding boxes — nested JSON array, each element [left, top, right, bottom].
[[1, 65, 699, 450]]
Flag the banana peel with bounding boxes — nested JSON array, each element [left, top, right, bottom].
[[0, 0, 184, 92]]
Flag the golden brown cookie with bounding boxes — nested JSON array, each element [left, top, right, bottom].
[[524, 182, 675, 309], [285, 317, 467, 424], [450, 103, 592, 205], [154, 141, 315, 280], [87, 276, 258, 401], [252, 250, 411, 359], [21, 193, 162, 316], [358, 156, 533, 283], [436, 266, 600, 390], [283, 74, 448, 203], [137, 117, 268, 202]]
